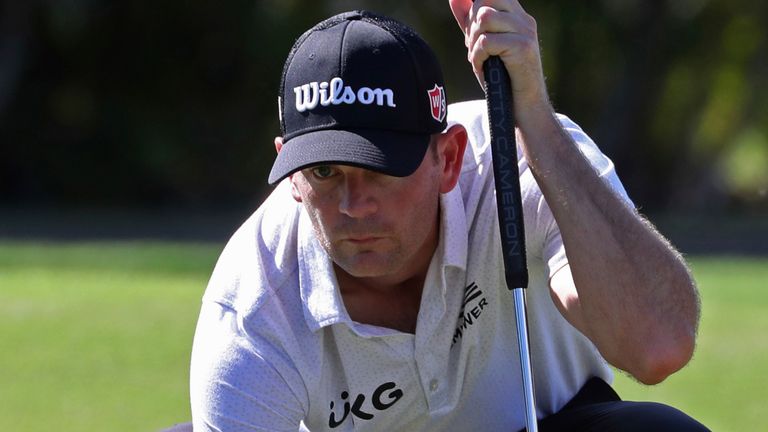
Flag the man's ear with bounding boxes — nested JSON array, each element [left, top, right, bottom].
[[274, 136, 284, 153], [289, 178, 303, 203], [437, 124, 468, 194]]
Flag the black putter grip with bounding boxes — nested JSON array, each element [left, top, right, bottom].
[[483, 56, 529, 290]]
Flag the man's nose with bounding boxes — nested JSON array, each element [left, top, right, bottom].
[[338, 175, 378, 218]]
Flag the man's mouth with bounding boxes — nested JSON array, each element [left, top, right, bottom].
[[345, 236, 381, 244]]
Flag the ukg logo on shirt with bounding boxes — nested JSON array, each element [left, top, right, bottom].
[[328, 381, 403, 428], [452, 282, 488, 346]]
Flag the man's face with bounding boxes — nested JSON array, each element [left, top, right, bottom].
[[289, 146, 443, 287]]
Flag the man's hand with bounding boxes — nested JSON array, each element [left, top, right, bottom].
[[448, 0, 548, 110]]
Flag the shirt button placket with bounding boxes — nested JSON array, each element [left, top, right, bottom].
[[429, 378, 439, 392]]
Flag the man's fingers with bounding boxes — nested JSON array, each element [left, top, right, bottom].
[[448, 0, 473, 45], [470, 0, 526, 19], [449, 0, 528, 46], [468, 32, 532, 77], [466, 5, 537, 59], [466, 7, 523, 53], [451, 0, 543, 99]]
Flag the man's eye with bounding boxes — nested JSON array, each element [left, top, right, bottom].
[[311, 165, 335, 179]]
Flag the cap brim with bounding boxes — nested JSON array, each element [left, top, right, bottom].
[[268, 129, 430, 184]]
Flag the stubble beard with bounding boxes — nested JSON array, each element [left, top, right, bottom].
[[315, 203, 439, 284], [316, 221, 404, 279]]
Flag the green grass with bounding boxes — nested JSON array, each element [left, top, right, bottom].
[[613, 257, 768, 432], [0, 243, 765, 431], [0, 242, 222, 432]]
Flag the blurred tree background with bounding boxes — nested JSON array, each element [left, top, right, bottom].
[[1, 0, 766, 225]]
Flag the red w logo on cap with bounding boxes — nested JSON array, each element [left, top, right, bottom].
[[427, 85, 446, 123]]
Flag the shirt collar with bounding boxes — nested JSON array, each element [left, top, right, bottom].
[[439, 184, 468, 272], [299, 185, 468, 333], [297, 209, 349, 332]]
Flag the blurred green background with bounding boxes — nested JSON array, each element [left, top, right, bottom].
[[1, 0, 767, 216], [1, 0, 766, 430]]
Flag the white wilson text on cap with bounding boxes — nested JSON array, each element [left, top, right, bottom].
[[294, 77, 396, 112]]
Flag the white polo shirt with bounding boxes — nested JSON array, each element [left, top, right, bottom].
[[190, 100, 633, 431]]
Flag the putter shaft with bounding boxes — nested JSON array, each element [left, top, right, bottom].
[[514, 288, 538, 432]]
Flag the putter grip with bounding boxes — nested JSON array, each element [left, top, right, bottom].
[[483, 56, 529, 290]]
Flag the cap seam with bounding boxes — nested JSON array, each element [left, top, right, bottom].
[[338, 19, 352, 85], [368, 17, 430, 132]]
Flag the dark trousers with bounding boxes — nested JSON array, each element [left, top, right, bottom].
[[521, 377, 710, 432]]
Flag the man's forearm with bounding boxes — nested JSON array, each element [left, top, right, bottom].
[[518, 99, 700, 384]]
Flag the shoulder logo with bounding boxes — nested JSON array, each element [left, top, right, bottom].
[[427, 84, 446, 122], [294, 77, 396, 113]]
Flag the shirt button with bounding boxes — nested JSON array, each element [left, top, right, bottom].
[[429, 379, 439, 392]]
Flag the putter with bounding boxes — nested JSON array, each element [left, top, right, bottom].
[[482, 55, 539, 432]]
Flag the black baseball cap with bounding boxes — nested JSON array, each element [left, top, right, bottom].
[[269, 10, 448, 184]]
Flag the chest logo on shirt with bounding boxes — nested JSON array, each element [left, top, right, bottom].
[[452, 282, 488, 346], [328, 381, 403, 428]]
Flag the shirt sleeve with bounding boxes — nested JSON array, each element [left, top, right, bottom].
[[190, 301, 307, 431], [540, 114, 635, 279]]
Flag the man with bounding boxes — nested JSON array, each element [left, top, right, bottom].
[[190, 3, 708, 431]]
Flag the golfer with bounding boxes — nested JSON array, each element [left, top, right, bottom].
[[190, 3, 709, 431]]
